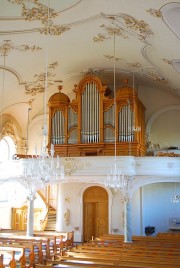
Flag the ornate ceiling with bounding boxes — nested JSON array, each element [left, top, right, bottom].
[[0, 0, 180, 136]]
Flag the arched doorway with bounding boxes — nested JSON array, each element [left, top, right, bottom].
[[83, 186, 108, 242]]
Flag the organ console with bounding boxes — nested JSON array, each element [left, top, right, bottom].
[[48, 74, 146, 156]]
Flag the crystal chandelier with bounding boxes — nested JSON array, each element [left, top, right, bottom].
[[171, 182, 180, 203], [105, 32, 129, 190], [171, 195, 180, 203], [105, 160, 129, 189], [24, 0, 64, 189]]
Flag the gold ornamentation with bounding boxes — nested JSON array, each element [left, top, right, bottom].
[[65, 197, 71, 203], [104, 55, 121, 61], [146, 8, 162, 18], [40, 22, 70, 36], [81, 68, 104, 77], [2, 121, 15, 137], [123, 15, 153, 40], [8, 0, 58, 23], [0, 40, 41, 57], [127, 62, 142, 69], [27, 98, 35, 108], [62, 157, 92, 176], [8, 0, 71, 36], [93, 33, 109, 42], [48, 61, 58, 70], [162, 58, 173, 65], [25, 61, 58, 96], [93, 14, 152, 43], [147, 71, 168, 83], [100, 23, 128, 37], [69, 104, 78, 114], [103, 100, 114, 112]]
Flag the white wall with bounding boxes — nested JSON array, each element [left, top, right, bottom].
[[141, 182, 180, 235], [56, 182, 83, 232], [0, 207, 12, 229], [151, 109, 180, 149], [55, 181, 180, 239], [132, 188, 141, 235]]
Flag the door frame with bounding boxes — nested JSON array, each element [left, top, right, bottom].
[[78, 183, 113, 240]]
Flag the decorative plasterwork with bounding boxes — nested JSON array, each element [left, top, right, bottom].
[[2, 121, 15, 137], [27, 98, 35, 108], [93, 13, 153, 42], [0, 65, 26, 85], [81, 68, 104, 77], [162, 58, 180, 76], [162, 58, 172, 65], [172, 60, 180, 74], [25, 61, 58, 96], [0, 40, 41, 57], [160, 2, 180, 39], [62, 157, 91, 176], [93, 14, 169, 87], [39, 22, 70, 35], [141, 44, 168, 83], [104, 55, 122, 61], [146, 8, 162, 18], [148, 3, 180, 90], [7, 0, 71, 36], [8, 0, 58, 23]]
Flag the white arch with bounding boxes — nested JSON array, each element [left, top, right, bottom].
[[0, 65, 26, 85], [146, 104, 180, 135], [131, 176, 180, 196]]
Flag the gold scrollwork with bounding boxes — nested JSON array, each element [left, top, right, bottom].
[[146, 8, 162, 18], [123, 15, 153, 40], [25, 61, 58, 96], [162, 58, 173, 65], [0, 40, 41, 57], [8, 0, 71, 36]]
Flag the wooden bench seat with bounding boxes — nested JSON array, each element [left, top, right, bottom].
[[51, 234, 180, 268]]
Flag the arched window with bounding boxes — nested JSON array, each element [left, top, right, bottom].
[[0, 136, 16, 161]]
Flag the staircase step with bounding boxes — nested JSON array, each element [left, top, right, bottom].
[[44, 209, 57, 231]]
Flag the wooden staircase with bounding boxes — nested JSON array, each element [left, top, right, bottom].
[[44, 207, 56, 231]]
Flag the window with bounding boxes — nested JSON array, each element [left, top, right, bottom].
[[0, 136, 16, 161]]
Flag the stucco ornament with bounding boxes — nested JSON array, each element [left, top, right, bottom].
[[64, 208, 70, 226]]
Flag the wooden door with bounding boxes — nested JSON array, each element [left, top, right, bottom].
[[83, 186, 108, 242]]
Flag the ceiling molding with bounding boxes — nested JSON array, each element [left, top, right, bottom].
[[146, 104, 180, 135], [0, 65, 26, 85], [160, 2, 180, 40]]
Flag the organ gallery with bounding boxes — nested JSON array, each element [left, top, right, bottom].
[[48, 74, 146, 157]]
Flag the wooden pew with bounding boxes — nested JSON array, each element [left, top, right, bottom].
[[0, 235, 51, 262], [53, 234, 180, 268], [0, 248, 25, 268], [0, 254, 4, 268], [34, 231, 74, 256], [0, 231, 74, 266]]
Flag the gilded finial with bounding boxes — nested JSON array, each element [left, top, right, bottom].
[[58, 85, 63, 93], [124, 79, 129, 86]]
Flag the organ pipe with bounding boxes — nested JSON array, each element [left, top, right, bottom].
[[48, 75, 146, 156], [81, 81, 100, 144]]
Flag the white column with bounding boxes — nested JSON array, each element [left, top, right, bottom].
[[55, 183, 64, 231], [26, 194, 35, 236], [124, 194, 132, 243]]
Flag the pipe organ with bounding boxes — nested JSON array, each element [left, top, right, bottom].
[[48, 75, 146, 156]]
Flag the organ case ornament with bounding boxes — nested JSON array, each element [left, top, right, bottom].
[[48, 75, 146, 156]]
